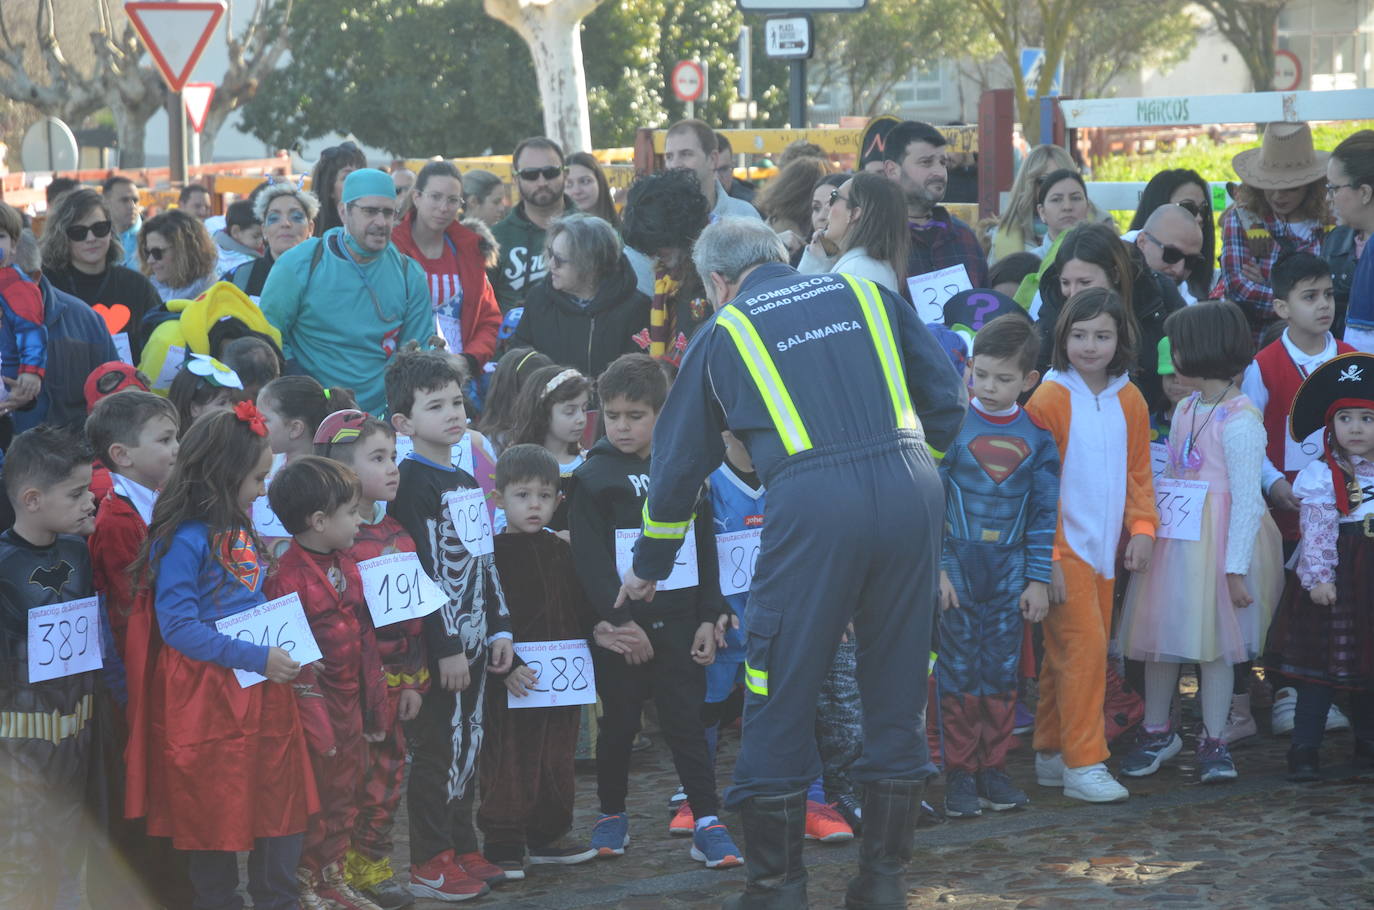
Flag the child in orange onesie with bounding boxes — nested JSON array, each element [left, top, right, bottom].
[[1025, 287, 1157, 804]]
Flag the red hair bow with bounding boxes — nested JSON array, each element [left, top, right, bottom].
[[233, 399, 269, 437]]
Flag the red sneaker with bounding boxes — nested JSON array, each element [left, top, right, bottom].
[[804, 800, 855, 843], [668, 801, 694, 836], [409, 850, 488, 902], [452, 851, 507, 886]]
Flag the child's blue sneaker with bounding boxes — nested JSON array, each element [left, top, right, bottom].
[[1120, 729, 1182, 778], [690, 822, 743, 869], [590, 813, 629, 858], [1197, 737, 1238, 784]]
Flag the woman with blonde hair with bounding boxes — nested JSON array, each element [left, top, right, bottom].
[[991, 144, 1086, 263], [138, 208, 219, 302]]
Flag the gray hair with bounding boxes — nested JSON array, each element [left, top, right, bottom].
[[547, 213, 622, 287], [253, 183, 321, 224], [692, 217, 787, 289], [462, 169, 505, 201], [14, 229, 41, 274]]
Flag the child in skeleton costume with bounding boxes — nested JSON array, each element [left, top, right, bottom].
[[384, 349, 513, 900]]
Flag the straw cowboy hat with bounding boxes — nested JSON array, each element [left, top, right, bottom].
[[1231, 122, 1330, 190]]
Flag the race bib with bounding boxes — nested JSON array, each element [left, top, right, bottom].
[[113, 332, 133, 366], [357, 552, 444, 628], [1284, 427, 1323, 472], [716, 528, 762, 597], [436, 312, 464, 354], [615, 524, 699, 592], [1155, 478, 1208, 541], [1149, 442, 1169, 480], [215, 592, 324, 688], [507, 639, 597, 709], [444, 487, 494, 557], [152, 344, 186, 390], [28, 596, 103, 683], [907, 264, 972, 323]]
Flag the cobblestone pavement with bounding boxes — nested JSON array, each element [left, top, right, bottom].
[[391, 682, 1374, 910]]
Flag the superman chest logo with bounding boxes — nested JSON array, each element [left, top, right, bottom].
[[968, 435, 1031, 484], [219, 529, 262, 591]]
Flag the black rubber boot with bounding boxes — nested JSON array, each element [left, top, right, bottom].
[[721, 790, 808, 910], [844, 779, 925, 910]]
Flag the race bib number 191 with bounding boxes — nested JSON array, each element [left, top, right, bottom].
[[357, 552, 444, 628]]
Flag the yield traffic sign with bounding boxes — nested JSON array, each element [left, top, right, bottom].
[[183, 83, 217, 133], [124, 1, 226, 93]]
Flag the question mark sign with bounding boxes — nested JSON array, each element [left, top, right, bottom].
[[967, 293, 1001, 331]]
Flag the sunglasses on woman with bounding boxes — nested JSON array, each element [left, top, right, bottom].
[[144, 246, 169, 262], [828, 189, 851, 206], [1174, 199, 1205, 218], [66, 220, 112, 242]]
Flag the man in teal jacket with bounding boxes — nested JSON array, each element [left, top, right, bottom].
[[261, 168, 433, 414]]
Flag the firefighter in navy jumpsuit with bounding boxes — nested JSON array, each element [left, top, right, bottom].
[[621, 219, 966, 910]]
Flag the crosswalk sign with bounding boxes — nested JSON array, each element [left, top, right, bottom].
[[1020, 48, 1063, 100]]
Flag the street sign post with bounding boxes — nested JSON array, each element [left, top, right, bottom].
[[764, 16, 814, 129], [183, 83, 216, 167], [671, 59, 707, 119], [124, 1, 226, 182]]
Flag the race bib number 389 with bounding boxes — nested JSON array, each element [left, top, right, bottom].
[[28, 595, 103, 683]]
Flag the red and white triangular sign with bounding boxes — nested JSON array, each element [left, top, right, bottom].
[[124, 1, 226, 93], [183, 83, 216, 133]]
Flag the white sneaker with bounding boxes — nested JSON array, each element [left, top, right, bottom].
[[1062, 763, 1129, 803], [1271, 687, 1297, 736], [1327, 702, 1351, 732], [1035, 751, 1065, 787]]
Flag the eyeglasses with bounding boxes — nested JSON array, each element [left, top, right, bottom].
[[1141, 231, 1205, 272], [144, 245, 168, 262], [1326, 182, 1354, 196], [828, 189, 851, 206], [347, 203, 398, 221], [66, 220, 112, 242], [264, 209, 309, 226], [547, 250, 569, 269], [1175, 199, 1204, 217], [517, 166, 565, 182]]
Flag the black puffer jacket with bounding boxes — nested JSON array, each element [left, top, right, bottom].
[[1035, 242, 1185, 414], [512, 252, 651, 381]]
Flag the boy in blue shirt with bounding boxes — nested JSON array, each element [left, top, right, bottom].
[[936, 315, 1060, 818]]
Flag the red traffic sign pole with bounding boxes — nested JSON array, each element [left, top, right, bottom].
[[125, 1, 226, 183]]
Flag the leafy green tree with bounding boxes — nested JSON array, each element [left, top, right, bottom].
[[1192, 0, 1288, 93], [239, 0, 541, 157], [808, 0, 995, 118], [1062, 0, 1196, 99]]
